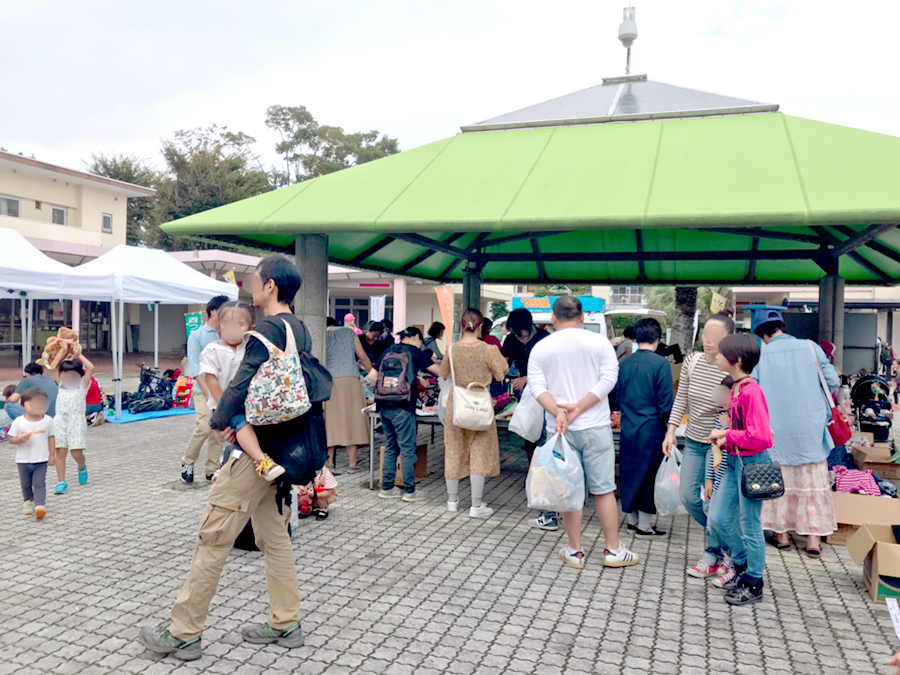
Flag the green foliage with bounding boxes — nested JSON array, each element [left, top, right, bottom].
[[532, 284, 589, 297], [84, 153, 162, 246], [265, 105, 400, 185], [490, 301, 509, 321]]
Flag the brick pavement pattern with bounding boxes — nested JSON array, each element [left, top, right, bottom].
[[1, 415, 898, 674]]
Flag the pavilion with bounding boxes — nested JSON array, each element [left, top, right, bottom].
[[163, 75, 900, 369]]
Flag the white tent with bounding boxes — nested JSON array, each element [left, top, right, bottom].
[[67, 245, 239, 418], [0, 228, 111, 368]]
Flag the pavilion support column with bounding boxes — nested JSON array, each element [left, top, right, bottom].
[[462, 260, 483, 314], [393, 278, 407, 332], [71, 300, 81, 338], [295, 234, 328, 361], [818, 273, 845, 372]]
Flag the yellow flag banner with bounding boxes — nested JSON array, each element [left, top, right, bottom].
[[710, 291, 727, 314], [222, 269, 237, 285], [435, 286, 454, 345]]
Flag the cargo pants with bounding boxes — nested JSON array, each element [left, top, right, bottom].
[[169, 452, 301, 639]]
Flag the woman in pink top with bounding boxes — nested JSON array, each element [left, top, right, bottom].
[[707, 333, 774, 608]]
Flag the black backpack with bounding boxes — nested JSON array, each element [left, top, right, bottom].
[[881, 343, 894, 366], [375, 347, 415, 403]]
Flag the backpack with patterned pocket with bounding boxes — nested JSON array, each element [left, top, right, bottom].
[[245, 319, 312, 425], [375, 346, 415, 403]]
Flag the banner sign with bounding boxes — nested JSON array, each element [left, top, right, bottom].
[[435, 286, 454, 345], [370, 295, 386, 322], [512, 296, 606, 313], [185, 312, 203, 340]]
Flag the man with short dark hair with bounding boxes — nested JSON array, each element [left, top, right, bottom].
[[5, 361, 59, 421], [180, 294, 229, 484], [529, 295, 639, 570], [141, 255, 322, 660], [363, 321, 387, 364]]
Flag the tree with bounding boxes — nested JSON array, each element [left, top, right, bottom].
[[154, 126, 272, 249], [265, 105, 400, 184], [645, 285, 732, 352], [84, 153, 161, 246], [490, 301, 509, 322], [671, 287, 698, 356], [532, 284, 589, 297]]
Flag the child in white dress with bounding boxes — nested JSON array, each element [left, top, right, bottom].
[[46, 346, 94, 495]]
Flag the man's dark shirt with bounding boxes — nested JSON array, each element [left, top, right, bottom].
[[501, 327, 550, 376]]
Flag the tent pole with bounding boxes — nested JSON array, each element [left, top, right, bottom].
[[110, 300, 119, 419], [20, 298, 26, 370], [119, 299, 125, 419], [154, 302, 159, 369]]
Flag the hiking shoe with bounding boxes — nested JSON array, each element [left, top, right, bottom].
[[725, 581, 764, 606], [35, 506, 46, 520], [22, 500, 34, 516], [469, 504, 494, 519], [78, 465, 88, 485], [139, 626, 202, 661], [241, 621, 304, 648], [560, 548, 586, 569], [712, 559, 737, 589], [402, 491, 425, 503], [54, 481, 68, 495], [635, 526, 667, 538], [255, 455, 286, 483], [603, 548, 640, 568], [528, 512, 560, 531], [687, 559, 721, 579], [181, 464, 194, 484], [379, 488, 402, 499]]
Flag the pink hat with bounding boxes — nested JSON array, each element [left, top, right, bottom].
[[344, 313, 356, 323]]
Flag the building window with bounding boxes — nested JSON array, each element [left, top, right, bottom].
[[0, 196, 19, 218], [102, 213, 112, 234], [51, 206, 67, 225], [610, 285, 645, 306]]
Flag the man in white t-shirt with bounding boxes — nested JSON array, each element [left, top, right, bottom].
[[528, 295, 640, 570]]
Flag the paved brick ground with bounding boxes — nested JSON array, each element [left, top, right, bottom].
[[1, 415, 898, 674]]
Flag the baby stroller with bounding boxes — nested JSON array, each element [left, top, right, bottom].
[[851, 374, 893, 442]]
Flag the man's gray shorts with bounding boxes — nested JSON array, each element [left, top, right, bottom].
[[565, 425, 616, 496]]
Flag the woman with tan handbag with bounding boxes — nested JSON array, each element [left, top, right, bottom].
[[438, 308, 509, 518]]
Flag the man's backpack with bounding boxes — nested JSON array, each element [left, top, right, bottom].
[[881, 342, 894, 367], [375, 347, 415, 403]]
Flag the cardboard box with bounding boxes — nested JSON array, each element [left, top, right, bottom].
[[851, 443, 900, 480], [848, 524, 900, 603], [379, 444, 428, 487], [829, 492, 900, 546]]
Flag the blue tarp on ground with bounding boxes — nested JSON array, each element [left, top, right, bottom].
[[105, 407, 195, 424]]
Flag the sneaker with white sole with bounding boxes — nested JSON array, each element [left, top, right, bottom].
[[22, 500, 34, 516], [528, 512, 560, 531], [35, 505, 46, 520], [469, 504, 494, 519], [378, 488, 402, 499], [603, 548, 640, 568], [401, 491, 425, 503], [254, 455, 286, 483], [687, 559, 722, 579], [560, 548, 586, 569], [181, 464, 194, 484], [712, 560, 737, 589], [447, 501, 459, 513]]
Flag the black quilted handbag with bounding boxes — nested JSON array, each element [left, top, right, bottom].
[[738, 456, 785, 501]]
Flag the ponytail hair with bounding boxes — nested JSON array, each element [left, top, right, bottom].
[[398, 326, 423, 342], [460, 308, 484, 334]]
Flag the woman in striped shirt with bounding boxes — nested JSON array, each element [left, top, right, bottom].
[[662, 313, 735, 578]]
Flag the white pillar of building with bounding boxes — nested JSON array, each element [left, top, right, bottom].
[[295, 234, 329, 361], [393, 278, 407, 332], [71, 300, 81, 337]]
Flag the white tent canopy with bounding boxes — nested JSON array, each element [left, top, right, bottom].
[[66, 245, 239, 418]]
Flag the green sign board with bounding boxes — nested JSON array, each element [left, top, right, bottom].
[[185, 312, 203, 340]]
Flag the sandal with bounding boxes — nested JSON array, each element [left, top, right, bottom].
[[315, 508, 329, 521], [765, 533, 791, 550]]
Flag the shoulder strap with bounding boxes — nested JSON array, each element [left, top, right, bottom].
[[808, 340, 835, 409], [245, 330, 280, 358], [448, 345, 456, 387], [281, 318, 298, 356]]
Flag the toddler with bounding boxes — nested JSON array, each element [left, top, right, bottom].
[[296, 466, 338, 520], [46, 346, 94, 495], [708, 334, 774, 607], [8, 388, 56, 519], [704, 376, 734, 588], [198, 301, 284, 481]]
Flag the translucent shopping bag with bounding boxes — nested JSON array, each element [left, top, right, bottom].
[[508, 386, 544, 443], [654, 448, 686, 516], [526, 433, 586, 513]]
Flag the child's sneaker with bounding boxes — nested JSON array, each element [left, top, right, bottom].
[[687, 558, 721, 578], [22, 500, 34, 515], [712, 559, 737, 589], [78, 465, 88, 485], [254, 455, 286, 482], [35, 505, 46, 520], [603, 548, 640, 568]]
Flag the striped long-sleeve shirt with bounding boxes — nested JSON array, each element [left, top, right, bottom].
[[668, 352, 726, 444]]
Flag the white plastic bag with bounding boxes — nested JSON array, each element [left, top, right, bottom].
[[509, 386, 544, 443], [437, 377, 452, 425], [654, 448, 686, 516], [526, 433, 586, 512]]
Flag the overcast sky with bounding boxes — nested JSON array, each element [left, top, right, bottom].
[[3, 0, 899, 177]]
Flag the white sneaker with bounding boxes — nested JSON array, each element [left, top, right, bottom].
[[469, 504, 494, 519], [447, 501, 459, 513], [603, 547, 640, 568], [528, 512, 560, 531], [378, 488, 402, 499], [559, 548, 586, 569], [22, 500, 34, 516], [402, 491, 425, 503]]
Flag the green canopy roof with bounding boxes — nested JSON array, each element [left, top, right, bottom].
[[164, 109, 900, 285]]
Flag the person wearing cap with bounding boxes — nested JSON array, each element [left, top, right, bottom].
[[753, 311, 839, 558], [343, 313, 363, 336]]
